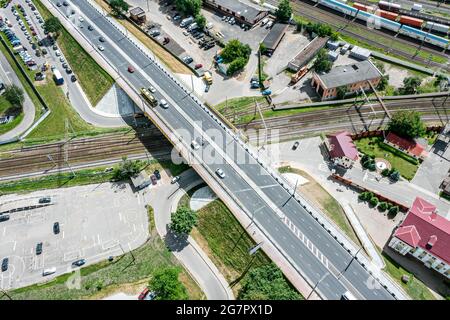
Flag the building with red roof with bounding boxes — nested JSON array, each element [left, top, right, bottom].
[[388, 197, 450, 279], [384, 132, 427, 160], [325, 131, 359, 169]]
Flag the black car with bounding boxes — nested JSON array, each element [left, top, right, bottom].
[[72, 259, 86, 267], [71, 75, 77, 82], [53, 222, 60, 235], [292, 141, 299, 150], [0, 215, 10, 223], [39, 197, 51, 204], [154, 170, 161, 180], [66, 68, 72, 74], [87, 25, 93, 31], [99, 36, 105, 42], [1, 258, 8, 272], [36, 242, 43, 255]]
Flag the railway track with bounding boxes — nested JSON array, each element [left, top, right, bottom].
[[266, 0, 450, 71]]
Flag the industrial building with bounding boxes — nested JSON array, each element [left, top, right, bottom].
[[261, 23, 289, 56], [203, 0, 269, 26], [311, 60, 382, 100], [287, 37, 328, 71]]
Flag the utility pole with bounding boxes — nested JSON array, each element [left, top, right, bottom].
[[64, 119, 76, 177]]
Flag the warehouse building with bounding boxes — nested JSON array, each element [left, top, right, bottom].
[[311, 60, 382, 100], [261, 23, 289, 56], [287, 37, 328, 71], [204, 0, 269, 26]]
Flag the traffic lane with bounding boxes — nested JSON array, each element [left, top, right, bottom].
[[61, 0, 387, 299]]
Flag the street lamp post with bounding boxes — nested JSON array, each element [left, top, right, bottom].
[[338, 247, 363, 280], [307, 272, 329, 300]]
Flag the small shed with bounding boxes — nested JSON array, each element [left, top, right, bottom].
[[261, 23, 289, 56], [131, 171, 151, 189], [349, 46, 371, 60], [327, 50, 339, 61], [129, 7, 146, 24]]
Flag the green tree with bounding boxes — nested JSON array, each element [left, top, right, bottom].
[[170, 206, 198, 235], [175, 0, 202, 16], [112, 157, 142, 181], [369, 196, 379, 207], [238, 263, 301, 300], [378, 202, 389, 212], [3, 84, 24, 108], [221, 39, 251, 64], [388, 206, 399, 216], [381, 168, 390, 176], [377, 75, 389, 91], [313, 49, 332, 73], [195, 14, 206, 29], [109, 0, 129, 16], [387, 111, 426, 138], [226, 57, 247, 76], [275, 0, 292, 23], [336, 86, 347, 100], [149, 267, 188, 300], [43, 17, 62, 37], [401, 76, 422, 94], [389, 170, 400, 182]]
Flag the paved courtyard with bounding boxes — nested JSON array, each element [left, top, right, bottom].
[[0, 183, 148, 290]]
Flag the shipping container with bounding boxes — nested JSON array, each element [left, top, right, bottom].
[[399, 15, 423, 28], [376, 9, 398, 21]]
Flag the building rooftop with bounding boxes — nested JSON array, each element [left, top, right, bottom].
[[130, 171, 149, 188], [386, 132, 425, 158], [209, 0, 267, 21], [394, 197, 450, 264], [262, 23, 288, 50], [129, 7, 145, 16], [327, 131, 359, 161], [315, 60, 382, 89]]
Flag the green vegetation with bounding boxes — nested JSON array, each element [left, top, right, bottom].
[[387, 111, 426, 139], [278, 166, 361, 246], [355, 137, 419, 180], [238, 263, 301, 300], [313, 49, 332, 73], [275, 0, 292, 23], [0, 90, 25, 136], [170, 206, 198, 235], [195, 14, 206, 29], [3, 84, 24, 108], [109, 0, 130, 16], [382, 253, 436, 300], [304, 22, 339, 41], [175, 0, 202, 16], [112, 157, 143, 180], [190, 199, 300, 298], [221, 39, 251, 76], [34, 0, 115, 107], [43, 17, 62, 37], [149, 267, 189, 300], [440, 191, 450, 202]]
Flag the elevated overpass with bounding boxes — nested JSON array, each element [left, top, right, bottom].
[[42, 0, 409, 300]]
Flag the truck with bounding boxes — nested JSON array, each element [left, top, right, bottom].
[[188, 22, 198, 32], [52, 68, 64, 85], [180, 16, 194, 28], [290, 66, 308, 85], [203, 71, 212, 85]]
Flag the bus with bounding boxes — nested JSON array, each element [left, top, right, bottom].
[[341, 290, 357, 300], [140, 87, 157, 106]]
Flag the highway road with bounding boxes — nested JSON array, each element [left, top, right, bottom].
[[46, 0, 401, 299]]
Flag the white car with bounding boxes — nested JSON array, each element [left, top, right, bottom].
[[160, 99, 168, 108], [55, 50, 61, 56], [171, 176, 180, 184], [149, 86, 156, 93], [215, 168, 225, 179], [79, 16, 84, 22], [98, 45, 104, 51], [191, 140, 200, 150]]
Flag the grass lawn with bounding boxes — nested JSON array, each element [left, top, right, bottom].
[[93, 0, 192, 75], [0, 95, 24, 136], [355, 137, 419, 180], [34, 0, 114, 106], [382, 253, 436, 300], [278, 166, 362, 247], [188, 198, 301, 298]]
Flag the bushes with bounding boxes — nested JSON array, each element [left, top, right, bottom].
[[369, 197, 379, 207], [358, 191, 399, 214], [388, 206, 399, 216], [221, 39, 251, 76], [378, 202, 389, 212]]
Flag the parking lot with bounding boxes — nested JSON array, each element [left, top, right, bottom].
[[0, 183, 148, 290]]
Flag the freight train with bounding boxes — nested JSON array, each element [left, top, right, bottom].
[[314, 0, 449, 50]]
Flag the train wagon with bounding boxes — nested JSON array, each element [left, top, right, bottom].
[[376, 9, 398, 21], [425, 21, 450, 34], [378, 1, 401, 13], [353, 2, 375, 13], [399, 15, 423, 28]]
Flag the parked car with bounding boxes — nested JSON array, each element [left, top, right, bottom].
[[138, 288, 149, 300], [127, 65, 135, 73], [160, 99, 168, 108], [194, 63, 202, 69], [99, 36, 105, 42], [150, 175, 157, 185], [171, 176, 180, 184], [215, 168, 225, 179], [154, 170, 161, 180], [262, 89, 272, 96], [53, 222, 60, 234], [72, 259, 86, 267], [2, 258, 9, 272], [36, 242, 43, 255], [71, 75, 77, 82], [0, 215, 10, 223], [292, 141, 300, 150], [39, 197, 51, 203]]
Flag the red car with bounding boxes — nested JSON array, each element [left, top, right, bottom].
[[138, 288, 149, 300], [194, 63, 203, 69], [127, 65, 135, 73]]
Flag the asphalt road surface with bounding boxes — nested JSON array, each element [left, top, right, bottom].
[[49, 0, 398, 300]]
